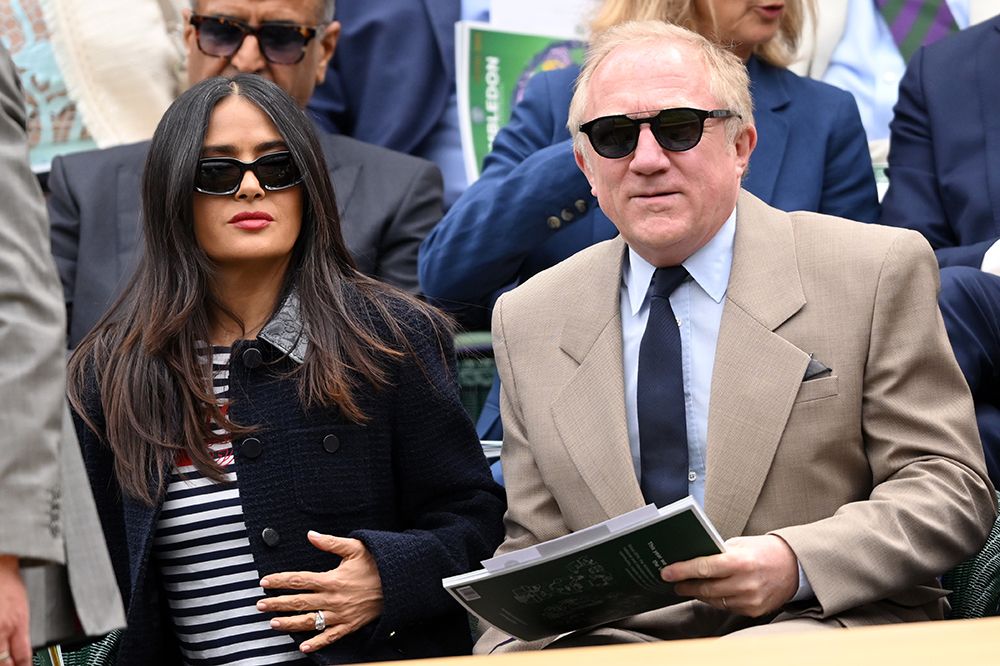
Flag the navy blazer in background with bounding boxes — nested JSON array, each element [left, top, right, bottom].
[[307, 0, 457, 157], [48, 132, 443, 348], [419, 57, 879, 438], [879, 17, 1000, 485], [880, 16, 1000, 267]]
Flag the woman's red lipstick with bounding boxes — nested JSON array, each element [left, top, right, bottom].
[[228, 211, 274, 230]]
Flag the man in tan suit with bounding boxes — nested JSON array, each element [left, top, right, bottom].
[[0, 45, 124, 665], [478, 21, 995, 653]]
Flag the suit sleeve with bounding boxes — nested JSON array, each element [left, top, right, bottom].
[[418, 71, 594, 319], [818, 88, 880, 224], [0, 47, 68, 565], [373, 159, 444, 294], [772, 230, 996, 616], [349, 310, 506, 638], [880, 48, 996, 267], [473, 295, 573, 654]]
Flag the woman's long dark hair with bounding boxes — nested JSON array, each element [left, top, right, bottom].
[[68, 75, 451, 504]]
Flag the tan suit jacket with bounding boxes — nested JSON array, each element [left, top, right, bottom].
[[478, 191, 996, 652], [0, 44, 124, 647]]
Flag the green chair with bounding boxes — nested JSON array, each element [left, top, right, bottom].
[[455, 331, 495, 422], [943, 491, 1000, 619]]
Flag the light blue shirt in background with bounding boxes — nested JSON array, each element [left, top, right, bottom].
[[620, 207, 812, 600], [823, 0, 969, 142]]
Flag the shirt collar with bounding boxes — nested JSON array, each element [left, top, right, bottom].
[[258, 290, 308, 364], [623, 206, 736, 316]]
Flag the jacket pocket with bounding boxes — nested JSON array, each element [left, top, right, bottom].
[[287, 424, 375, 517], [794, 376, 839, 403]]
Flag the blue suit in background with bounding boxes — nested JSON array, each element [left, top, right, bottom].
[[307, 0, 461, 201], [420, 56, 880, 439], [880, 16, 1000, 485]]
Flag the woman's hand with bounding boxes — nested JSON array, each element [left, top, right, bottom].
[[258, 531, 384, 654]]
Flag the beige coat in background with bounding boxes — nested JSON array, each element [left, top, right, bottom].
[[0, 44, 124, 648], [42, 0, 186, 147]]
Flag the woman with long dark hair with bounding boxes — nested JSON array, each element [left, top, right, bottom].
[[68, 74, 505, 665]]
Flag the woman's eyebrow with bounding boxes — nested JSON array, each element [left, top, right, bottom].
[[201, 140, 289, 156]]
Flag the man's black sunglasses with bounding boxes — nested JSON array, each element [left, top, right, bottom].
[[579, 107, 739, 159], [195, 152, 303, 196], [190, 14, 322, 65]]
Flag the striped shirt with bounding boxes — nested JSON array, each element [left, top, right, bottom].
[[152, 348, 308, 665]]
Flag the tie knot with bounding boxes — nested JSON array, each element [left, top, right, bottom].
[[650, 265, 688, 299]]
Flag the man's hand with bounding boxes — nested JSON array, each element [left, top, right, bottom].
[[258, 532, 384, 654], [660, 535, 799, 617], [0, 555, 31, 666]]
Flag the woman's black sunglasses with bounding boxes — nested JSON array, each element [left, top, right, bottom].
[[579, 107, 739, 159], [190, 14, 322, 65], [195, 152, 304, 196]]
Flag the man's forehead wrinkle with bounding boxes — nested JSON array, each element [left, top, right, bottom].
[[197, 0, 317, 23]]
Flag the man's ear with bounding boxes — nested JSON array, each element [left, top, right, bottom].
[[182, 7, 196, 54], [574, 143, 598, 197], [315, 20, 341, 84], [733, 124, 757, 177]]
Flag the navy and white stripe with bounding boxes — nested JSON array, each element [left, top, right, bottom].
[[153, 348, 307, 665]]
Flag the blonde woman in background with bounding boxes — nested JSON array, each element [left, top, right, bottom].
[[420, 0, 880, 443]]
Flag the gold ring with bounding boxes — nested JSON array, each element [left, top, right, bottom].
[[0, 649, 10, 662]]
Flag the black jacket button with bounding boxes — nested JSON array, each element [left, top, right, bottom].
[[323, 434, 340, 453], [262, 527, 280, 547], [242, 347, 263, 368], [241, 437, 262, 459]]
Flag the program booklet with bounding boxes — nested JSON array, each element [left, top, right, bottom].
[[442, 496, 725, 641]]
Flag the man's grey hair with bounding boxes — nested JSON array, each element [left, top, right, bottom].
[[568, 20, 754, 157], [190, 0, 336, 21]]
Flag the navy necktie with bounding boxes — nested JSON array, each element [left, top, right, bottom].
[[637, 265, 689, 507]]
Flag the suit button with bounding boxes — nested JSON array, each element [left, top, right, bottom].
[[323, 434, 340, 453], [547, 215, 562, 229], [560, 208, 574, 222], [242, 347, 263, 368], [262, 527, 280, 547], [241, 437, 263, 459], [574, 199, 588, 213]]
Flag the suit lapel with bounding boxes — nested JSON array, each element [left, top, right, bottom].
[[550, 238, 646, 519], [704, 192, 809, 539], [978, 21, 1000, 235], [319, 136, 360, 219], [744, 57, 789, 206], [116, 162, 142, 277]]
